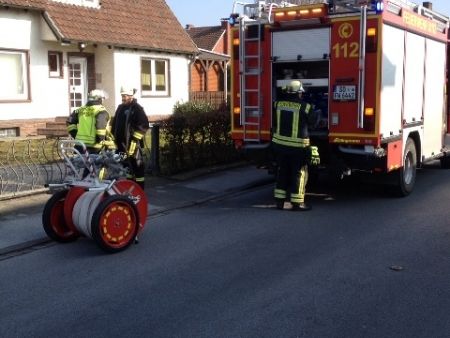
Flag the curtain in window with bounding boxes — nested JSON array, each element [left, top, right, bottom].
[[0, 52, 24, 97], [141, 60, 152, 91], [155, 60, 166, 91]]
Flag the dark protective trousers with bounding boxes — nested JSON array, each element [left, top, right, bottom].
[[126, 148, 145, 189], [273, 146, 309, 204]]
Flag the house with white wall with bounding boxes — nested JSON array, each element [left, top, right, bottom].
[[0, 0, 198, 137]]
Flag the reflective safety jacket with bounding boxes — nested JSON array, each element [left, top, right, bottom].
[[272, 100, 312, 148], [111, 99, 149, 155], [67, 103, 110, 150]]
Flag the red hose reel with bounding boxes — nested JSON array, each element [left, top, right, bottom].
[[42, 140, 148, 253]]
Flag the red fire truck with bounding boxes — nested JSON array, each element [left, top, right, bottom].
[[229, 0, 450, 195]]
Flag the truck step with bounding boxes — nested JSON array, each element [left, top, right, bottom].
[[243, 122, 260, 126], [244, 68, 260, 75]]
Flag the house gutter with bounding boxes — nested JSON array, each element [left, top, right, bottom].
[[42, 11, 65, 42], [0, 3, 42, 11]]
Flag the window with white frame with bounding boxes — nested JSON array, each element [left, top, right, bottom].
[[0, 50, 29, 101], [141, 58, 169, 96], [48, 51, 63, 78]]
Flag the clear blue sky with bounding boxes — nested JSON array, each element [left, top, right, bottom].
[[165, 0, 450, 28], [165, 0, 233, 28]]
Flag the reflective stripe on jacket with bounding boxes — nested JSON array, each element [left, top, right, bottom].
[[272, 100, 311, 148], [75, 104, 108, 148]]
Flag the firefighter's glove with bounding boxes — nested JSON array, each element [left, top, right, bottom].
[[101, 140, 116, 150], [309, 146, 320, 166], [127, 139, 138, 157]]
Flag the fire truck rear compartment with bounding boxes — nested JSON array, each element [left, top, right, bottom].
[[272, 60, 330, 165], [272, 60, 329, 134]]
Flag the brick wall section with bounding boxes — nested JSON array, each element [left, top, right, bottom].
[[208, 65, 221, 91], [191, 62, 222, 92], [0, 115, 162, 138], [0, 119, 53, 137], [191, 64, 204, 91], [148, 115, 168, 123]]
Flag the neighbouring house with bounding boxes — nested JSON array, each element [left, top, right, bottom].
[[0, 0, 198, 137], [186, 21, 231, 108]]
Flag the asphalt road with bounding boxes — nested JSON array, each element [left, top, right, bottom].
[[1, 164, 450, 338]]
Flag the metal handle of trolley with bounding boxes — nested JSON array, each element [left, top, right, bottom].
[[56, 139, 128, 186], [42, 139, 148, 253]]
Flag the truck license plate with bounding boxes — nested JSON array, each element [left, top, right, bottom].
[[333, 85, 356, 101]]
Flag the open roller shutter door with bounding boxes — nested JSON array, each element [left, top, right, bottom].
[[272, 28, 330, 61]]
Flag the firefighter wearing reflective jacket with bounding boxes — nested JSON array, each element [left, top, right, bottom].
[[66, 89, 112, 152], [272, 80, 319, 211], [111, 87, 149, 189]]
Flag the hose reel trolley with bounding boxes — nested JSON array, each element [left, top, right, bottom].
[[42, 140, 148, 253]]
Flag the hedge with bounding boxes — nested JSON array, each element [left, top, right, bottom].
[[157, 102, 242, 175]]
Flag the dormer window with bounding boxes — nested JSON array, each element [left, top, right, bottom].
[[51, 0, 100, 9]]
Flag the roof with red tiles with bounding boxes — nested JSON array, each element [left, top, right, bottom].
[[0, 0, 198, 54], [186, 25, 225, 51]]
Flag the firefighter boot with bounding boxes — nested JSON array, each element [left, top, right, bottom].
[[275, 199, 285, 210], [291, 202, 311, 211]]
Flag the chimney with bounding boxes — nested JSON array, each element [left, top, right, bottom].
[[185, 24, 195, 30], [422, 2, 432, 10]]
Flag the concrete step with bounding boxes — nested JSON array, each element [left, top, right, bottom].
[[46, 122, 67, 128], [54, 116, 69, 123], [36, 128, 68, 137]]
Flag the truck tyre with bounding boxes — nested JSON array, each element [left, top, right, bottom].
[[392, 138, 417, 197], [440, 155, 450, 169]]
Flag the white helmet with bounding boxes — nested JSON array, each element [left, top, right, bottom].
[[120, 86, 135, 96], [286, 80, 305, 94], [88, 89, 107, 101]]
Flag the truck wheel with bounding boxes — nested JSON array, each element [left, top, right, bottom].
[[440, 155, 450, 169], [91, 195, 139, 253], [392, 138, 417, 197], [42, 190, 80, 243]]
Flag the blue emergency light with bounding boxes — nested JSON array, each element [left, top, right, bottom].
[[229, 13, 240, 26], [371, 0, 384, 13]]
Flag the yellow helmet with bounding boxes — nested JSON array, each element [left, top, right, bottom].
[[286, 80, 305, 93], [120, 86, 135, 96], [88, 89, 107, 101]]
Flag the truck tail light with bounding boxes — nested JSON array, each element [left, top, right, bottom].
[[364, 107, 375, 131], [366, 28, 378, 53], [233, 107, 241, 128], [233, 44, 239, 59]]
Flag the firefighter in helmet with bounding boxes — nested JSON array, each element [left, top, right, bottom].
[[272, 80, 319, 211], [111, 86, 149, 189], [66, 89, 113, 153]]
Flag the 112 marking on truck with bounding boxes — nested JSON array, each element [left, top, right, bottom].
[[229, 0, 450, 196]]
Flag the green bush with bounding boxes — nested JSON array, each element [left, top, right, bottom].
[[158, 102, 241, 175]]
